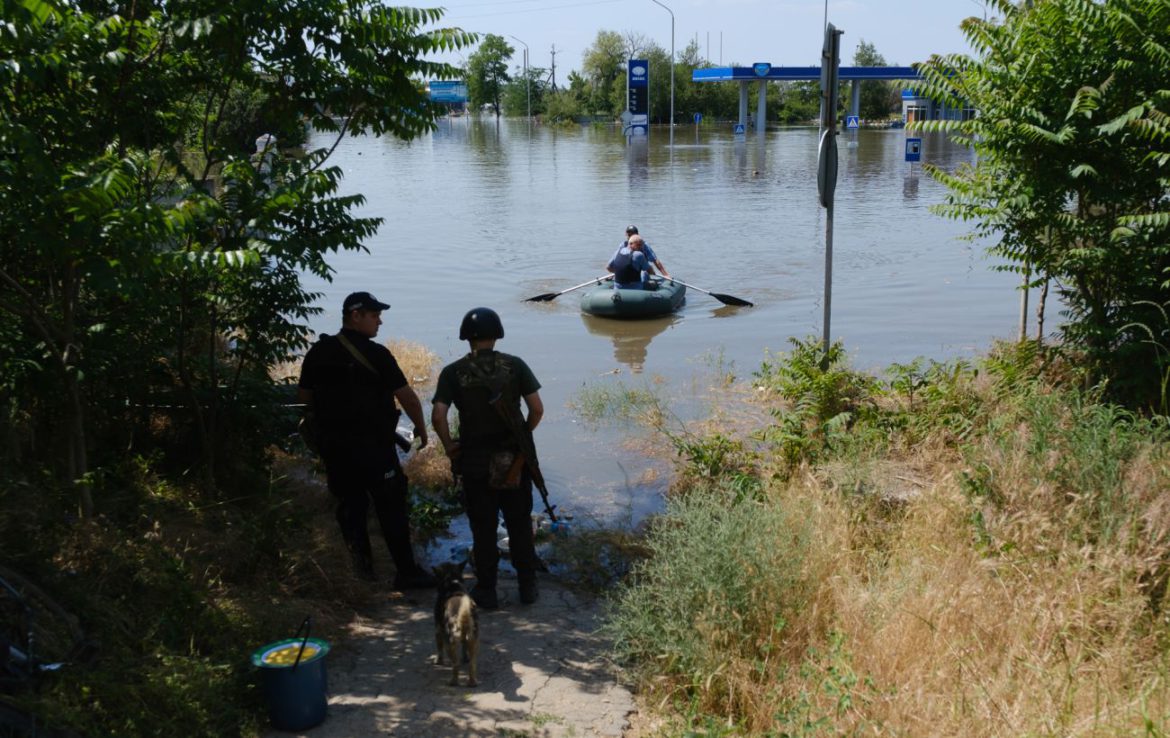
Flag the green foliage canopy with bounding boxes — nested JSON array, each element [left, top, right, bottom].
[[852, 39, 898, 120], [0, 0, 472, 508], [467, 34, 513, 116], [916, 0, 1170, 407]]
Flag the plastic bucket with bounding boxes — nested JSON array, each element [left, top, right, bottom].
[[251, 623, 331, 731]]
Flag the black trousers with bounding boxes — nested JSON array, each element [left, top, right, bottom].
[[322, 444, 416, 572], [463, 471, 537, 589]]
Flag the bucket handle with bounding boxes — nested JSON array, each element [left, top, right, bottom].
[[291, 616, 312, 671]]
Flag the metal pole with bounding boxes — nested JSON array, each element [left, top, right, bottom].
[[824, 201, 834, 357], [649, 0, 674, 147], [508, 35, 530, 120]]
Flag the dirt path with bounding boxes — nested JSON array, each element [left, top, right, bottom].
[[265, 576, 638, 737]]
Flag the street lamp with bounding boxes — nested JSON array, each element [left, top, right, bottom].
[[508, 34, 530, 120], [649, 0, 674, 147]]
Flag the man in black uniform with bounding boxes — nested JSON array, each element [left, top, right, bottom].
[[431, 307, 544, 609], [298, 291, 436, 590]]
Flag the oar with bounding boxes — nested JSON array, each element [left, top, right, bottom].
[[525, 274, 613, 302], [665, 277, 754, 307]]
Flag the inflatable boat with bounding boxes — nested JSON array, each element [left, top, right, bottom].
[[579, 278, 686, 319]]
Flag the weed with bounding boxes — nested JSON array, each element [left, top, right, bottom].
[[570, 382, 664, 427], [605, 489, 832, 725], [753, 337, 879, 474]]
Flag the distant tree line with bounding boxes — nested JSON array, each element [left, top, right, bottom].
[[464, 31, 904, 124]]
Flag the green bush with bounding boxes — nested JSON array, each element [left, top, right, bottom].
[[605, 491, 819, 699]]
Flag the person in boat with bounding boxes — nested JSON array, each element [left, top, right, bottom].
[[607, 234, 657, 289], [297, 291, 436, 590], [616, 225, 670, 279], [431, 307, 544, 610]]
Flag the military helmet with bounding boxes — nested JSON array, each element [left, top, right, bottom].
[[459, 307, 505, 340]]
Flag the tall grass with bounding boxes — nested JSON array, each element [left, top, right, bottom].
[[607, 339, 1170, 736]]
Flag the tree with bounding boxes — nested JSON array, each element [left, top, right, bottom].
[[776, 81, 821, 124], [503, 66, 547, 117], [582, 30, 627, 116], [852, 39, 898, 120], [467, 34, 513, 117], [0, 0, 472, 511], [644, 44, 673, 124], [916, 0, 1170, 408]]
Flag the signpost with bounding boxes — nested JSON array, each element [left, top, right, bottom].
[[817, 23, 843, 362], [428, 80, 468, 104], [904, 137, 922, 162], [905, 136, 922, 175], [845, 115, 859, 129], [627, 60, 649, 137]]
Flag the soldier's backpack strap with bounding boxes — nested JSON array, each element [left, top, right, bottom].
[[336, 334, 378, 376]]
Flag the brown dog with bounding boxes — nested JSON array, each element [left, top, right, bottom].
[[433, 561, 479, 687]]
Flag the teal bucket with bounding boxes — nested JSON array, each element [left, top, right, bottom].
[[251, 618, 331, 731]]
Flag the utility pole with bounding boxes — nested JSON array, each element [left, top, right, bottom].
[[508, 35, 530, 120], [549, 45, 557, 90], [649, 0, 675, 147]]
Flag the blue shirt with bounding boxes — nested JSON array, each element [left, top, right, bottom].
[[613, 240, 658, 265], [607, 247, 651, 289]]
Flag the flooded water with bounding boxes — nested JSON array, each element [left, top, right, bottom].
[[302, 119, 1023, 526]]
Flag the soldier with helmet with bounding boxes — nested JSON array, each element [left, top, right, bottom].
[[431, 307, 544, 609]]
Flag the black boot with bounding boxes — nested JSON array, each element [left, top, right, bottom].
[[392, 565, 437, 591], [470, 583, 499, 610], [518, 572, 538, 604], [349, 547, 376, 582]]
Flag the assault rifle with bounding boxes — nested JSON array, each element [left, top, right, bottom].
[[495, 401, 558, 523], [466, 362, 558, 523]]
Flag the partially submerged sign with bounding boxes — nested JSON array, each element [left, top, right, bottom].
[[627, 60, 649, 136], [905, 137, 922, 162], [429, 80, 468, 103]]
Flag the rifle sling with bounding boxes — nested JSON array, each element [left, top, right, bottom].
[[336, 333, 379, 376]]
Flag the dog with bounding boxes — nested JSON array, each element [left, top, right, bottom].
[[432, 560, 479, 687]]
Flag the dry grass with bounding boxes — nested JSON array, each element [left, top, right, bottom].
[[618, 367, 1170, 737]]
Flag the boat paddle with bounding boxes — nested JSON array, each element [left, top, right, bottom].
[[665, 278, 754, 307], [525, 274, 613, 302]]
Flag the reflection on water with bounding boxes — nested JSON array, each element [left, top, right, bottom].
[[903, 174, 920, 201], [581, 314, 680, 374]]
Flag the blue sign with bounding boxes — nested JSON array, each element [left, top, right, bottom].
[[693, 112, 702, 124], [846, 115, 859, 129], [905, 137, 922, 162], [752, 62, 771, 77], [733, 123, 746, 135], [428, 80, 468, 103], [628, 59, 648, 115]]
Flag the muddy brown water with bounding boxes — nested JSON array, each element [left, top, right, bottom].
[[301, 119, 1025, 528]]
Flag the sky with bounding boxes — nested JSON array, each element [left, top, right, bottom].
[[427, 0, 990, 78]]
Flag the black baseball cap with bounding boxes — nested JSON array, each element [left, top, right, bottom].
[[342, 291, 390, 312], [625, 225, 639, 235]]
